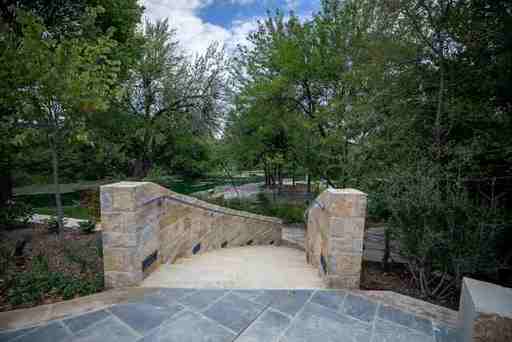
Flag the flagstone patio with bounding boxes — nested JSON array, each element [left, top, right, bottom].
[[0, 288, 460, 342]]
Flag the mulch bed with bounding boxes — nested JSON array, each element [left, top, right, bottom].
[[361, 260, 459, 311], [0, 224, 104, 312]]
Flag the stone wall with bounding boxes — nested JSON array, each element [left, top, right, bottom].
[[101, 182, 283, 288], [459, 277, 512, 342], [305, 188, 367, 288]]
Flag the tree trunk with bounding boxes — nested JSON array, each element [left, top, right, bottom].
[[0, 160, 12, 208], [133, 156, 152, 179], [50, 137, 64, 234], [307, 174, 311, 193], [434, 60, 445, 161], [382, 227, 391, 272]]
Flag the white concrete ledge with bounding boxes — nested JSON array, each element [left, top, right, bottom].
[[460, 277, 512, 342]]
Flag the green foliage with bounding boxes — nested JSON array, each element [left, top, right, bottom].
[[7, 255, 102, 306], [221, 0, 512, 298], [79, 220, 96, 235], [45, 217, 60, 234], [0, 200, 33, 230], [211, 195, 306, 224], [386, 163, 509, 299]]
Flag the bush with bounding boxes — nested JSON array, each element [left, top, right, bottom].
[[7, 255, 102, 306], [45, 217, 60, 234], [266, 203, 306, 224], [209, 195, 306, 224], [0, 200, 33, 229], [385, 164, 508, 301], [79, 220, 96, 235]]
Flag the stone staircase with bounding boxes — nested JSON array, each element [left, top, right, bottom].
[[281, 225, 306, 250], [142, 245, 325, 289]]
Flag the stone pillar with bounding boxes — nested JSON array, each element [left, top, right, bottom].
[[459, 277, 512, 342], [306, 188, 367, 289], [100, 182, 163, 288]]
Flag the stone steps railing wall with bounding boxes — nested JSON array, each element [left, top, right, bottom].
[[100, 182, 283, 288], [305, 188, 367, 289]]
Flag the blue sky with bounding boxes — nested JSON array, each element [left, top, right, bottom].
[[142, 0, 321, 55]]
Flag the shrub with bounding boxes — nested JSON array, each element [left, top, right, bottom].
[[6, 255, 102, 306], [45, 217, 60, 234], [79, 220, 96, 235], [79, 189, 100, 221], [210, 195, 306, 224], [385, 164, 508, 301], [0, 200, 33, 230], [267, 203, 306, 224]]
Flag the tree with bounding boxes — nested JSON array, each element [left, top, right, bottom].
[[10, 9, 120, 232], [224, 0, 512, 299], [123, 19, 227, 178]]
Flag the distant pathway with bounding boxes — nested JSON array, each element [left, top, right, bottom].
[[282, 225, 406, 264]]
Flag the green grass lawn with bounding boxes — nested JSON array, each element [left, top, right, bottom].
[[14, 175, 265, 220], [13, 180, 115, 196], [33, 206, 91, 220], [146, 175, 264, 194]]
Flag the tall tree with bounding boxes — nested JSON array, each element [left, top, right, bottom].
[[124, 19, 227, 178], [9, 9, 120, 232]]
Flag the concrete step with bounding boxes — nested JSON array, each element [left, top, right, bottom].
[[143, 245, 325, 289]]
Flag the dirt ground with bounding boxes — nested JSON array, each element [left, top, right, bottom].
[[0, 224, 103, 312], [361, 261, 459, 310]]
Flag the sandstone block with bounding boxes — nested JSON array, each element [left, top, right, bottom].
[[460, 277, 512, 342], [105, 271, 142, 288], [330, 217, 365, 239], [104, 248, 137, 273], [328, 275, 360, 289], [103, 232, 137, 248]]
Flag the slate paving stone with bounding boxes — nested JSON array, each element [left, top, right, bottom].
[[177, 289, 228, 311], [63, 309, 110, 333], [433, 325, 461, 342], [253, 290, 313, 317], [14, 322, 70, 342], [203, 293, 265, 333], [110, 303, 183, 334], [1, 289, 451, 342], [73, 316, 139, 342], [372, 319, 434, 342], [139, 292, 186, 309], [0, 326, 37, 342], [281, 302, 372, 342], [310, 290, 346, 311], [378, 304, 433, 336], [232, 290, 266, 302], [139, 311, 235, 342], [342, 294, 378, 323], [236, 309, 291, 342], [158, 288, 197, 301]]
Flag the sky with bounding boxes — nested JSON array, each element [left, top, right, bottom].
[[142, 0, 321, 56]]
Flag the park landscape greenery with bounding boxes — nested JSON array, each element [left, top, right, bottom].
[[0, 0, 511, 308]]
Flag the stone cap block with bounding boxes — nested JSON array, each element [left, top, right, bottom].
[[326, 188, 367, 196], [318, 188, 368, 217], [463, 277, 512, 319]]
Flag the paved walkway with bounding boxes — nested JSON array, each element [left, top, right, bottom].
[[282, 226, 407, 264], [0, 288, 460, 342], [142, 246, 325, 289]]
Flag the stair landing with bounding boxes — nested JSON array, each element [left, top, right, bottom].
[[142, 245, 326, 289]]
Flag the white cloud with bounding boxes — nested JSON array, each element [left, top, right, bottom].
[[285, 0, 299, 11], [142, 0, 259, 57]]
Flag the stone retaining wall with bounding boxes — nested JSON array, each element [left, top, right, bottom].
[[101, 182, 283, 288], [305, 188, 367, 288], [459, 277, 512, 342]]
